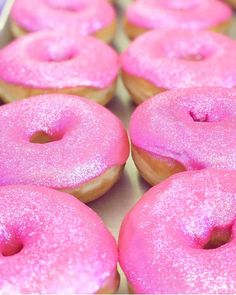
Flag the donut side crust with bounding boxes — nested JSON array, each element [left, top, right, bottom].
[[132, 144, 185, 186]]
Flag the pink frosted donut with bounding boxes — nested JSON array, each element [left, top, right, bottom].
[[125, 0, 233, 39], [0, 185, 119, 293], [11, 0, 116, 43], [121, 29, 236, 104], [119, 169, 236, 293], [0, 94, 129, 202], [130, 87, 236, 185], [0, 31, 119, 104]]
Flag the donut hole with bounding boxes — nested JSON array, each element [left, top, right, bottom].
[[166, 48, 214, 62], [45, 49, 76, 62], [178, 53, 206, 61], [1, 239, 23, 257], [43, 43, 76, 62], [203, 225, 232, 250], [30, 130, 63, 144], [28, 39, 77, 62], [189, 111, 213, 122], [164, 43, 216, 62]]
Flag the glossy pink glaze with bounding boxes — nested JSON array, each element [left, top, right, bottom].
[[121, 29, 236, 89], [0, 31, 119, 89], [0, 94, 129, 189], [119, 169, 236, 293], [126, 0, 232, 30], [0, 185, 118, 293], [11, 0, 115, 35], [130, 87, 236, 170]]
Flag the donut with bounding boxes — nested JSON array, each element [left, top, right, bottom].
[[121, 29, 236, 104], [11, 0, 116, 43], [125, 0, 233, 39], [130, 87, 236, 186], [0, 185, 119, 293], [0, 31, 119, 104], [119, 169, 236, 293], [0, 94, 129, 202]]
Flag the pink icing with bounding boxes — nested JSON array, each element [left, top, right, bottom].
[[0, 31, 119, 89], [11, 0, 115, 35], [121, 29, 236, 89], [126, 0, 232, 30], [130, 87, 236, 170], [119, 169, 236, 293], [0, 94, 129, 189], [0, 185, 118, 293]]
